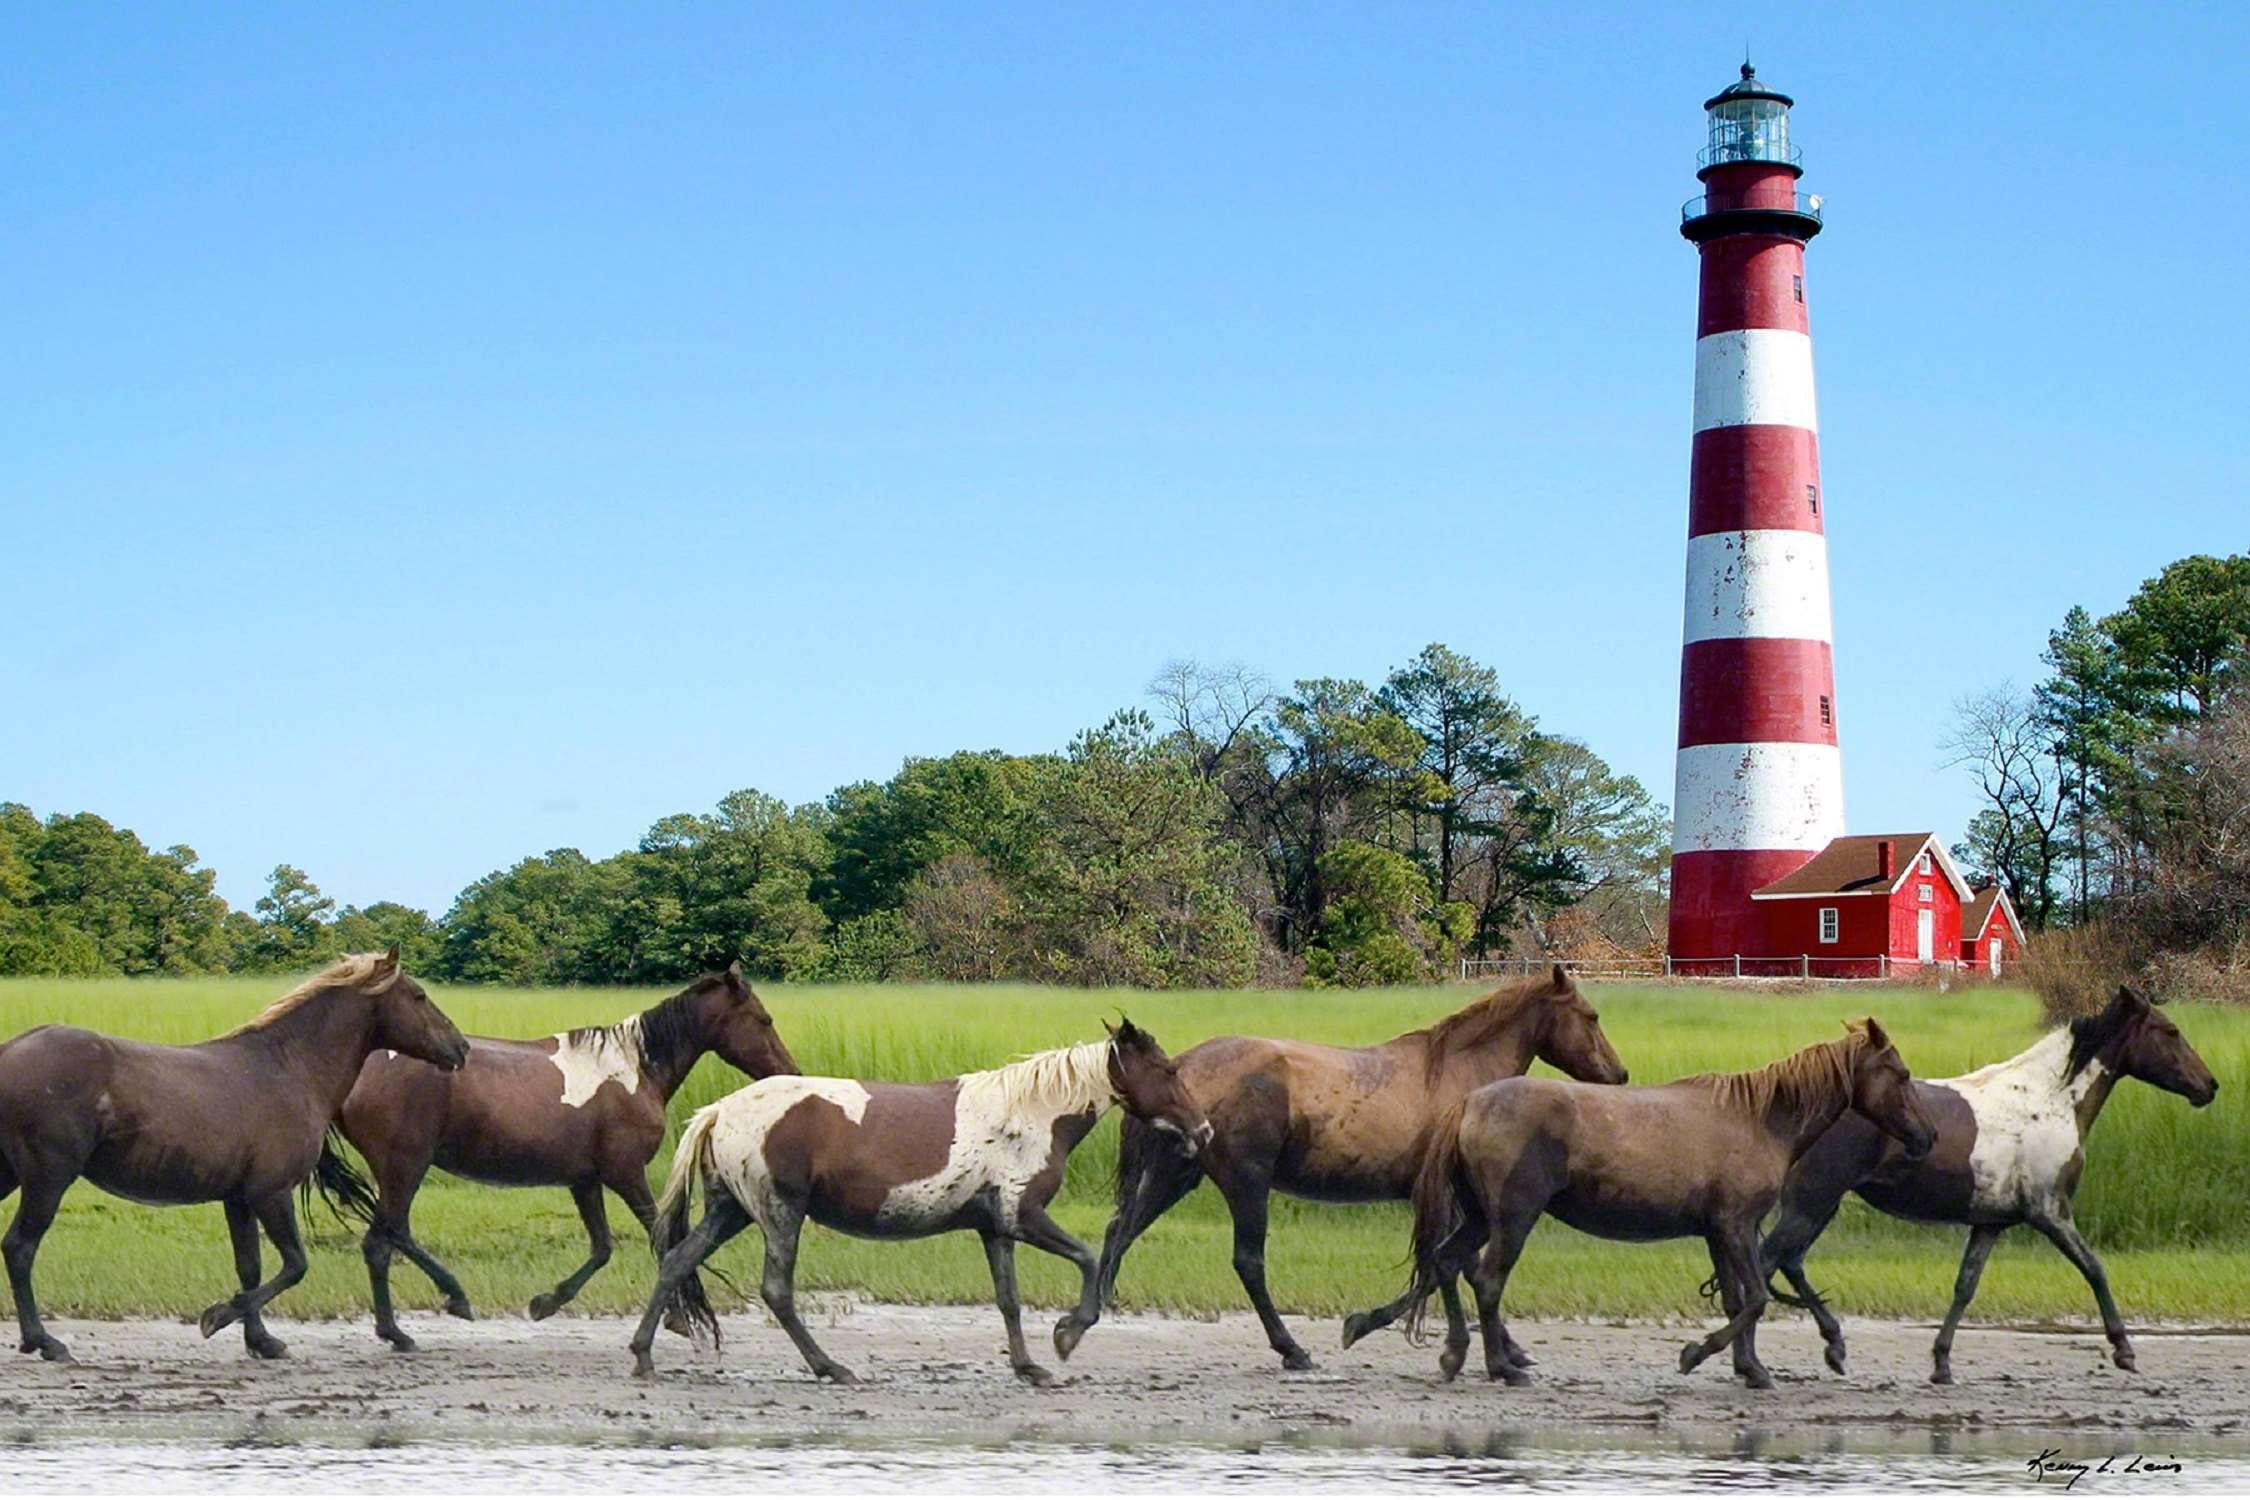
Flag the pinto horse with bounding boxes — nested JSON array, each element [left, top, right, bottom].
[[1761, 985, 2218, 1383], [0, 949, 468, 1363], [630, 1019, 1210, 1386], [1342, 1019, 1935, 1389], [1096, 967, 1626, 1371], [332, 961, 799, 1351]]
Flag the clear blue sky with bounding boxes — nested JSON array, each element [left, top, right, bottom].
[[6, 4, 2245, 914]]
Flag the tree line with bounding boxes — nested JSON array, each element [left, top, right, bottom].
[[1946, 552, 2250, 1002], [1, 644, 1669, 988]]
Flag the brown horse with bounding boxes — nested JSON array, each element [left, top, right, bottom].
[[629, 1019, 1211, 1386], [1341, 1019, 1935, 1389], [1760, 986, 2218, 1383], [0, 949, 468, 1363], [1095, 967, 1627, 1370], [332, 961, 799, 1351]]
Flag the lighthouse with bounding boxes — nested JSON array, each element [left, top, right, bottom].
[[1668, 64, 1842, 968]]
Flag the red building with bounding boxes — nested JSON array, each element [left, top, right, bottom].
[[1739, 834, 1972, 978], [1959, 884, 2026, 976]]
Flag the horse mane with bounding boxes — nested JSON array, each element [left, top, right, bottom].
[[958, 1041, 1116, 1121], [1693, 1031, 1860, 1123], [1402, 975, 1553, 1080], [224, 952, 398, 1037], [2065, 992, 2138, 1082], [566, 973, 719, 1076]]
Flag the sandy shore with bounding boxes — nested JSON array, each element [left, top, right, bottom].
[[0, 1303, 2240, 1444]]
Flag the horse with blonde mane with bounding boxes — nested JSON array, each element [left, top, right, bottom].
[[629, 1019, 1209, 1386], [1341, 1018, 1934, 1390], [0, 949, 468, 1363]]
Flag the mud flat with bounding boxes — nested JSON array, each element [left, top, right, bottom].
[[1, 1303, 2242, 1444]]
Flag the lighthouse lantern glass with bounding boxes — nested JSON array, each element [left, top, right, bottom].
[[1706, 96, 1791, 167]]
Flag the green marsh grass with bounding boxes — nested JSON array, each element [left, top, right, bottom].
[[1, 977, 2243, 1327]]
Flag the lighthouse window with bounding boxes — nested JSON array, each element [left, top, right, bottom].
[[1818, 908, 1839, 944], [1792, 274, 1804, 303], [1819, 694, 1832, 727], [1806, 483, 1819, 516]]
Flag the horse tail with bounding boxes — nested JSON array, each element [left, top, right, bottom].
[[652, 1105, 725, 1347], [305, 1129, 382, 1227], [1404, 1097, 1477, 1342]]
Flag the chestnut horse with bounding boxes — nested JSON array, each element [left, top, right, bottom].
[[630, 1019, 1210, 1386], [0, 949, 468, 1363], [1342, 1019, 1935, 1389], [1760, 986, 2218, 1383], [1096, 967, 1627, 1370], [331, 961, 799, 1351]]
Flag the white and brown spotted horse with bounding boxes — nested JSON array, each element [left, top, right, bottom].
[[1760, 986, 2218, 1383], [630, 1019, 1210, 1386], [328, 963, 799, 1351]]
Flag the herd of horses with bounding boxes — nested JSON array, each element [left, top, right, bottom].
[[0, 951, 2217, 1390]]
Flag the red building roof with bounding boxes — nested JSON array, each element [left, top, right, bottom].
[[1748, 833, 1974, 901], [1961, 883, 2027, 946]]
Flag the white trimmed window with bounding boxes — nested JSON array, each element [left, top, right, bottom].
[[1918, 851, 1932, 875], [1818, 907, 1839, 944], [1918, 883, 1934, 903]]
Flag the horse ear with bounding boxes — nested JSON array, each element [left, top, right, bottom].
[[1861, 1016, 1890, 1050], [1102, 1018, 1119, 1039], [1551, 963, 1569, 988], [378, 944, 401, 971], [725, 959, 743, 982], [2116, 984, 2151, 1012]]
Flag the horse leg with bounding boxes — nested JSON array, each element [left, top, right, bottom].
[[1214, 1169, 1312, 1371], [1095, 1132, 1203, 1311], [1679, 1226, 1769, 1382], [611, 1170, 697, 1338], [628, 1194, 750, 1378], [365, 1158, 471, 1352], [1013, 1203, 1102, 1361], [1437, 1277, 1472, 1379], [979, 1229, 1052, 1386], [529, 1180, 613, 1320], [2032, 1209, 2135, 1374], [1339, 1209, 1484, 1350], [1719, 1230, 1774, 1389], [3, 1173, 73, 1362], [203, 1194, 307, 1357], [1467, 1206, 1539, 1386], [754, 1195, 856, 1384], [1760, 1182, 1850, 1373], [1931, 1223, 2002, 1384]]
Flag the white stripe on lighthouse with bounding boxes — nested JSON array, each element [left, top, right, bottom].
[[1681, 530, 1835, 644], [1672, 741, 1847, 854], [1692, 329, 1818, 433]]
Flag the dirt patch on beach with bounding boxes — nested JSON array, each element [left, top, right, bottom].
[[1, 1304, 2240, 1444]]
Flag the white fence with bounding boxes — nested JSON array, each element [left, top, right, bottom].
[[1459, 955, 2020, 984]]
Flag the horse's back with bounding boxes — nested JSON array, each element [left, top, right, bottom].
[[705, 1075, 961, 1229], [0, 1024, 119, 1129]]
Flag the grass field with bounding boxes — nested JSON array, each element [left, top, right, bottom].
[[0, 976, 2243, 1331]]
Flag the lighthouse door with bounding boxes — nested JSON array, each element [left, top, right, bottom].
[[1916, 910, 1935, 964]]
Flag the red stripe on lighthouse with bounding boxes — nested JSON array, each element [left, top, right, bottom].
[[1668, 849, 1820, 957], [1688, 426, 1825, 536], [1696, 238, 1810, 337], [1677, 639, 1837, 747]]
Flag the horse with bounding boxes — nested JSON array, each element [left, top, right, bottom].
[[0, 948, 468, 1363], [628, 1018, 1211, 1386], [1759, 985, 2218, 1384], [1340, 1018, 1935, 1390], [329, 961, 800, 1352], [1095, 966, 1627, 1371]]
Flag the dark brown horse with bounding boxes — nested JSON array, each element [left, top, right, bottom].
[[1760, 986, 2218, 1383], [0, 949, 468, 1362], [630, 1019, 1211, 1386], [332, 961, 798, 1351], [1342, 1019, 1935, 1389], [1096, 967, 1627, 1370]]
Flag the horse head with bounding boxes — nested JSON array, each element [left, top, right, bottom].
[[367, 947, 470, 1071], [1105, 1017, 1211, 1156], [699, 960, 801, 1080], [1846, 1017, 1933, 1159], [2105, 986, 2219, 1107], [1532, 964, 1628, 1085]]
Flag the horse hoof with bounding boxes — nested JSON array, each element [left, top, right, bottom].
[[816, 1362, 858, 1385], [2115, 1349, 2138, 1374], [1930, 1367, 1954, 1386], [1500, 1366, 1533, 1388], [23, 1336, 71, 1363], [527, 1294, 560, 1321], [1741, 1368, 1773, 1391], [1824, 1346, 1848, 1376], [1338, 1313, 1371, 1349], [444, 1297, 475, 1322], [199, 1303, 238, 1339], [1281, 1349, 1316, 1373], [248, 1336, 289, 1361], [631, 1351, 657, 1379], [1052, 1318, 1086, 1361], [663, 1312, 694, 1339], [1678, 1342, 1703, 1374], [383, 1332, 421, 1355], [1016, 1363, 1056, 1388]]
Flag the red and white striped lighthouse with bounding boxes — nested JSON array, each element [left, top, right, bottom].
[[1668, 64, 1842, 966]]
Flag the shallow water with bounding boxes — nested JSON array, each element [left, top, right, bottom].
[[5, 1423, 2248, 1494]]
